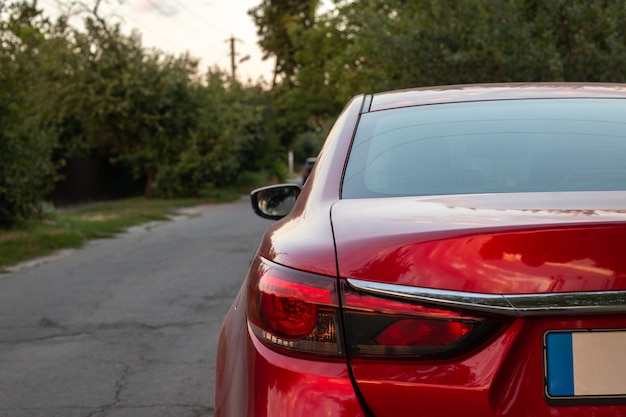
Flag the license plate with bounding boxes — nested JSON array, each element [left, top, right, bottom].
[[544, 330, 626, 402]]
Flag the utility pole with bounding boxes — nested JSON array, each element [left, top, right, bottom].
[[229, 35, 237, 79], [227, 36, 250, 80]]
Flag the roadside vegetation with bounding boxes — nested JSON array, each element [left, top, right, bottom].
[[2, 0, 626, 268], [0, 182, 259, 271]]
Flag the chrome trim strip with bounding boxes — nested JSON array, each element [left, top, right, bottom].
[[346, 278, 626, 316]]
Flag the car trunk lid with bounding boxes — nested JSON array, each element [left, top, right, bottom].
[[332, 191, 626, 295]]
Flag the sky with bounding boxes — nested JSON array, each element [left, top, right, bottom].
[[38, 0, 275, 82]]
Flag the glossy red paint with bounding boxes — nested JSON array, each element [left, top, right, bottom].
[[216, 96, 367, 417], [255, 95, 363, 276], [216, 280, 365, 417], [216, 285, 250, 417], [332, 193, 626, 294], [350, 315, 626, 417], [350, 319, 524, 417], [216, 84, 626, 417], [247, 330, 366, 417], [329, 190, 626, 416]]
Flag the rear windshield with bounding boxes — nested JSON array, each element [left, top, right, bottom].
[[341, 98, 626, 198]]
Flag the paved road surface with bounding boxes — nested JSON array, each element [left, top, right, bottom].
[[0, 196, 271, 417]]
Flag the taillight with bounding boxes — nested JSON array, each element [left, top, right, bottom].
[[341, 281, 506, 359], [247, 257, 343, 357], [247, 257, 505, 360]]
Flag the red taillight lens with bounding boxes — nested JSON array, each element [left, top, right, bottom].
[[259, 274, 321, 338], [261, 292, 317, 337], [374, 318, 472, 347], [342, 282, 505, 359], [247, 258, 343, 356]]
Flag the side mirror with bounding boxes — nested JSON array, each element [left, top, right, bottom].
[[250, 184, 301, 220]]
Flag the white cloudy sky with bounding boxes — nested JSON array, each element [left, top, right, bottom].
[[38, 0, 275, 82]]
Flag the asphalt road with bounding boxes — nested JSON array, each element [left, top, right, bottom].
[[0, 196, 272, 417]]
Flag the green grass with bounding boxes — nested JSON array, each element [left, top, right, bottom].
[[0, 169, 287, 272], [0, 194, 241, 272]]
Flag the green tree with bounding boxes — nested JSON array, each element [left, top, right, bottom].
[[286, 0, 626, 107], [41, 13, 203, 198], [249, 0, 323, 150], [0, 0, 58, 227], [154, 70, 284, 198], [249, 0, 319, 87], [0, 0, 286, 223]]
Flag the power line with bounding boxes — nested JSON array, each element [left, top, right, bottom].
[[122, 1, 222, 55], [169, 0, 230, 37], [140, 0, 255, 74], [140, 0, 226, 47], [38, 0, 267, 78]]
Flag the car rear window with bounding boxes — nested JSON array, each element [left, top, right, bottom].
[[341, 98, 626, 198]]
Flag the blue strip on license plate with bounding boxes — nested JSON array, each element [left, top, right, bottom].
[[545, 330, 626, 400]]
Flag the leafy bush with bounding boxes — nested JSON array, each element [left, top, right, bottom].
[[0, 127, 57, 228], [0, 3, 57, 228]]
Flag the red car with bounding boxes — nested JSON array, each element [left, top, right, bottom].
[[215, 83, 626, 417]]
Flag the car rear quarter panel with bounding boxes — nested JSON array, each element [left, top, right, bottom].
[[255, 95, 364, 276], [247, 331, 366, 417]]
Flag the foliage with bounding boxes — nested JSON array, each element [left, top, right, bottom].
[[152, 70, 282, 198], [250, 0, 626, 124], [0, 1, 58, 228], [249, 0, 320, 86], [249, 0, 324, 148], [303, 0, 626, 104], [0, 0, 284, 229], [3, 0, 626, 229], [290, 122, 332, 167]]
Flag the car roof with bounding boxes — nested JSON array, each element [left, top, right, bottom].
[[367, 82, 626, 112]]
